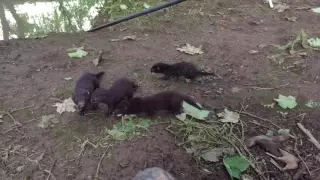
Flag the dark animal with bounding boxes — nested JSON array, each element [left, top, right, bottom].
[[150, 62, 214, 80], [72, 72, 104, 115], [116, 91, 201, 116], [91, 77, 138, 116]]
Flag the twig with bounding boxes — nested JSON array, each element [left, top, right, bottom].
[[8, 105, 34, 114], [297, 123, 320, 150], [78, 139, 98, 158], [269, 158, 282, 171], [251, 83, 289, 90], [296, 154, 311, 176], [235, 110, 281, 129], [45, 160, 57, 180], [94, 146, 111, 180], [6, 112, 22, 126]]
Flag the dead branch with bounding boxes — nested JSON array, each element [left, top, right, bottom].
[[251, 83, 289, 90], [94, 145, 111, 180], [234, 110, 281, 129], [77, 139, 98, 158], [45, 160, 57, 180], [297, 123, 320, 150]]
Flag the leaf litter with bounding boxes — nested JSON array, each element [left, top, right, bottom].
[[267, 149, 299, 171], [274, 4, 290, 12], [176, 101, 211, 121], [53, 97, 76, 114], [176, 43, 204, 55], [38, 114, 60, 129], [201, 148, 235, 162], [67, 47, 88, 58], [305, 100, 320, 108]]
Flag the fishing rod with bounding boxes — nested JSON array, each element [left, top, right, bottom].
[[88, 0, 187, 32]]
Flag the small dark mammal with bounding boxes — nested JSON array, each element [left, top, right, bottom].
[[116, 91, 201, 116], [72, 72, 104, 115], [91, 77, 138, 116], [150, 61, 214, 80]]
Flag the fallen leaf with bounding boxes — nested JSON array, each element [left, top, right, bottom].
[[278, 129, 290, 135], [312, 7, 320, 13], [223, 156, 250, 179], [177, 43, 204, 55], [248, 50, 259, 54], [277, 30, 309, 54], [16, 165, 25, 172], [270, 149, 299, 170], [68, 49, 88, 58], [107, 129, 127, 140], [305, 100, 320, 108], [110, 39, 121, 42], [285, 16, 297, 22], [176, 101, 210, 121], [308, 37, 320, 48], [274, 4, 290, 12], [274, 94, 297, 109], [122, 35, 137, 40], [64, 77, 72, 81], [92, 49, 104, 66], [247, 135, 289, 156], [53, 97, 76, 114], [217, 108, 239, 123], [266, 130, 274, 137], [201, 148, 235, 162], [268, 54, 285, 65], [143, 3, 151, 9], [120, 4, 128, 10], [263, 103, 275, 108], [38, 114, 60, 128]]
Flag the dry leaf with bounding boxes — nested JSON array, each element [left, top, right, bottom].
[[271, 149, 299, 171], [110, 39, 121, 42], [16, 165, 25, 172], [248, 50, 259, 54], [38, 114, 60, 128], [92, 50, 104, 66], [274, 4, 290, 12], [53, 97, 76, 114], [122, 35, 138, 40], [201, 148, 235, 162], [64, 77, 72, 81], [177, 43, 204, 55], [217, 108, 240, 123], [247, 135, 289, 156], [285, 16, 297, 22]]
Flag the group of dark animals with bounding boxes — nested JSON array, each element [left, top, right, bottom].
[[72, 62, 215, 118]]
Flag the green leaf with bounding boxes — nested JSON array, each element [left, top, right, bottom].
[[68, 49, 88, 58], [223, 156, 250, 179], [143, 3, 151, 9], [278, 129, 290, 135], [179, 101, 210, 120], [312, 7, 320, 13], [305, 100, 320, 108], [266, 130, 274, 137], [274, 94, 297, 109], [120, 4, 128, 10], [308, 38, 320, 47], [107, 129, 127, 140]]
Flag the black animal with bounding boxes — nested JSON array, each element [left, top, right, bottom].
[[91, 77, 138, 116], [116, 91, 201, 116], [150, 62, 214, 80], [72, 72, 104, 115]]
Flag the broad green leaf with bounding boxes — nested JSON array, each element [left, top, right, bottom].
[[266, 130, 274, 137], [68, 49, 88, 58], [312, 7, 320, 13], [223, 156, 250, 179], [179, 101, 210, 120], [308, 38, 320, 47], [274, 94, 297, 109], [278, 129, 290, 135], [120, 4, 128, 10], [305, 100, 320, 108]]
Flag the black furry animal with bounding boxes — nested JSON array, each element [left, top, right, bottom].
[[150, 62, 214, 80], [72, 72, 104, 115], [91, 77, 138, 116], [116, 91, 201, 116]]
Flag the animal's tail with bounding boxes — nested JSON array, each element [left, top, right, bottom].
[[199, 71, 215, 76], [95, 72, 105, 78]]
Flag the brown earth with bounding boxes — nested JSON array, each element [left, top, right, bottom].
[[1, 0, 320, 180]]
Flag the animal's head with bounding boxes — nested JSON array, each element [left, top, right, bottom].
[[150, 63, 169, 73], [115, 98, 142, 116]]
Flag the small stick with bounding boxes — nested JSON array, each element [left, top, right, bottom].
[[297, 123, 320, 150], [94, 146, 110, 180], [234, 110, 281, 129], [268, 0, 274, 8], [269, 159, 282, 171], [45, 160, 57, 180], [9, 105, 34, 114], [251, 83, 289, 90], [6, 112, 22, 126]]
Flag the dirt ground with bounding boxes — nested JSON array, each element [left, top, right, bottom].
[[1, 0, 320, 179]]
